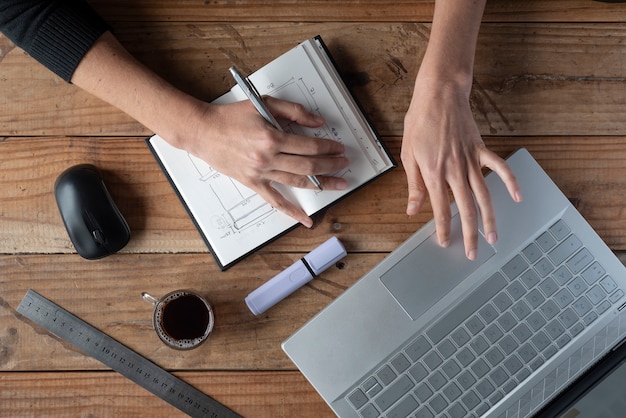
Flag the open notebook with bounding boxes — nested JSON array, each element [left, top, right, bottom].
[[147, 36, 395, 270]]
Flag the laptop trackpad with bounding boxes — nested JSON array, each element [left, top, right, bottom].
[[381, 216, 496, 320]]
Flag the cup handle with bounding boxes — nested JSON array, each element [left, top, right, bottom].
[[141, 292, 159, 306]]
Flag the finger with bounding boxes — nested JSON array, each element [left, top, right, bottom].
[[272, 153, 350, 176], [263, 96, 325, 128], [277, 131, 346, 156], [256, 182, 313, 228], [468, 167, 498, 245], [480, 149, 523, 203], [423, 174, 453, 248], [267, 171, 349, 191], [401, 157, 428, 217], [448, 174, 480, 260]]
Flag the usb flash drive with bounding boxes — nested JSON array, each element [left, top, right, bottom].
[[245, 236, 347, 315]]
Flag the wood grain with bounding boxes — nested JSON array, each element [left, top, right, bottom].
[[0, 371, 333, 417], [2, 23, 625, 137], [2, 2, 626, 416]]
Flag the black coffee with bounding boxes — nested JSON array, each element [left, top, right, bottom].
[[161, 294, 210, 341]]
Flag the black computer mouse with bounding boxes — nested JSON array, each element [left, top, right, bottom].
[[54, 164, 130, 260]]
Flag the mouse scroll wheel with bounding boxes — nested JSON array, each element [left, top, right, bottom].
[[92, 229, 106, 246]]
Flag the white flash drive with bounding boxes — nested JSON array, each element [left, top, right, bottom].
[[245, 236, 347, 315]]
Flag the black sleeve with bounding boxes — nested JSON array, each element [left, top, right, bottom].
[[0, 0, 111, 81]]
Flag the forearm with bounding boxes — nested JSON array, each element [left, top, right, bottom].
[[419, 0, 486, 90], [71, 31, 207, 148]]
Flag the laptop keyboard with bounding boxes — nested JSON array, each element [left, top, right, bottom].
[[346, 219, 625, 418]]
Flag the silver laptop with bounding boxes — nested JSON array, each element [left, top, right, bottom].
[[283, 148, 626, 418]]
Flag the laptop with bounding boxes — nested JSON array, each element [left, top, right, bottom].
[[282, 148, 626, 418]]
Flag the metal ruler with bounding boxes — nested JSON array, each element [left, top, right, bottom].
[[17, 289, 242, 418]]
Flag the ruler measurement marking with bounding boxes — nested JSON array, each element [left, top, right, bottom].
[[17, 289, 240, 418]]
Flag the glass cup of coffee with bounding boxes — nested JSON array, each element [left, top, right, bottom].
[[141, 289, 214, 350]]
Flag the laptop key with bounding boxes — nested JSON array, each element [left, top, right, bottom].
[[465, 315, 485, 336], [374, 375, 414, 411], [567, 248, 593, 274], [554, 288, 574, 309], [438, 338, 457, 359], [405, 335, 431, 362], [502, 255, 529, 280], [512, 323, 532, 343], [451, 328, 471, 347], [507, 280, 527, 301], [456, 347, 475, 367], [572, 296, 593, 317], [428, 394, 448, 414], [540, 299, 560, 320], [586, 285, 606, 305], [489, 366, 509, 386], [442, 381, 462, 402], [423, 351, 443, 371], [414, 406, 435, 418], [448, 403, 467, 418], [609, 289, 624, 304], [428, 371, 447, 391], [558, 307, 578, 329], [470, 335, 489, 355], [522, 242, 542, 264], [568, 276, 588, 297], [600, 276, 618, 294], [387, 395, 419, 418], [408, 362, 428, 382], [485, 346, 505, 367], [536, 231, 557, 252], [553, 266, 573, 286], [471, 358, 490, 379], [503, 355, 523, 375], [581, 262, 605, 285], [442, 358, 462, 379], [484, 324, 504, 344], [549, 220, 571, 241], [390, 353, 411, 374], [548, 234, 582, 266], [414, 382, 433, 403], [359, 404, 379, 418], [493, 291, 513, 312], [457, 370, 477, 390], [497, 311, 517, 332], [539, 277, 559, 297], [476, 379, 495, 398], [347, 388, 368, 409], [425, 272, 507, 345], [376, 364, 396, 385]]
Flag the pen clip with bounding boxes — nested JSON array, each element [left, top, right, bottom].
[[245, 76, 264, 102]]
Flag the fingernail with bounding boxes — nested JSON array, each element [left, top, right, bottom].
[[302, 218, 313, 228], [515, 190, 523, 202], [335, 179, 348, 190], [487, 232, 498, 244], [441, 240, 450, 248], [406, 201, 419, 216], [467, 249, 477, 261]]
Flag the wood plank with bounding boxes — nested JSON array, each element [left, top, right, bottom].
[[85, 0, 626, 23], [1, 136, 626, 254], [0, 253, 384, 371], [0, 370, 333, 417], [2, 23, 626, 137]]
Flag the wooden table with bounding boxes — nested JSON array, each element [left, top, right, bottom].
[[1, 1, 625, 416]]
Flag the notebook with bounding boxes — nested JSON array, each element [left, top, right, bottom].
[[147, 36, 395, 270], [283, 148, 626, 418]]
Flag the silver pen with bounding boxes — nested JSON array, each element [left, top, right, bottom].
[[229, 66, 323, 191]]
